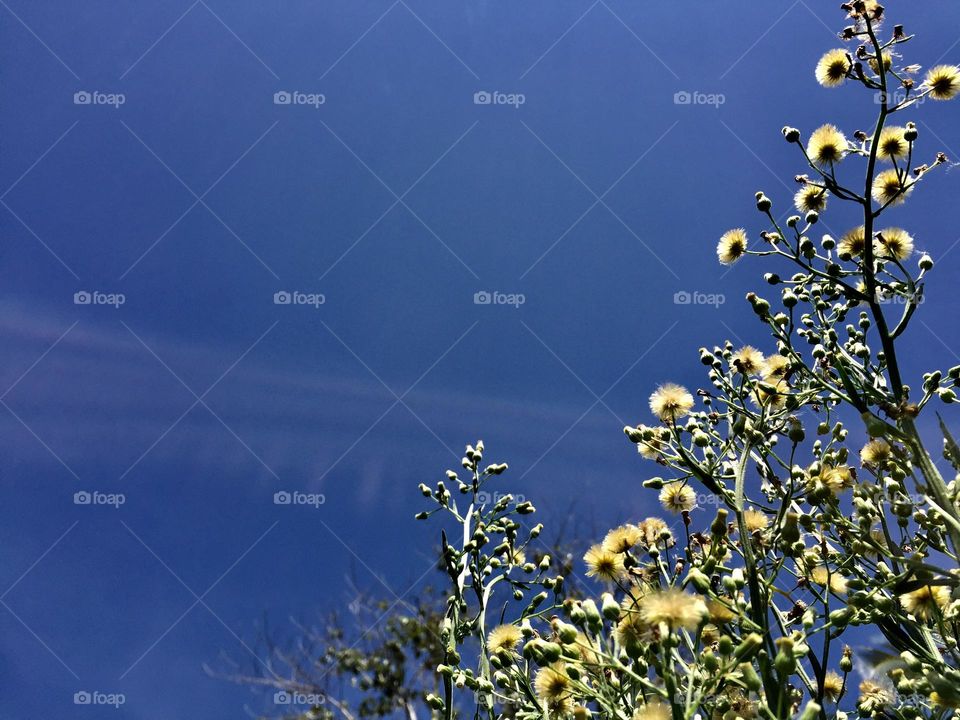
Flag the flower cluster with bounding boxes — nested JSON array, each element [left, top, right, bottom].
[[417, 4, 960, 720]]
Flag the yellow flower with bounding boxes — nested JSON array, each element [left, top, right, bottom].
[[874, 227, 914, 260], [860, 438, 892, 466], [810, 566, 848, 594], [872, 168, 913, 206], [743, 508, 769, 532], [717, 228, 748, 265], [823, 671, 846, 703], [638, 517, 674, 548], [869, 52, 892, 74], [877, 126, 909, 160], [534, 664, 574, 716], [900, 585, 950, 620], [487, 624, 522, 654], [731, 346, 765, 374], [858, 680, 893, 714], [761, 354, 791, 381], [615, 610, 651, 649], [633, 700, 672, 720], [707, 599, 736, 624], [659, 484, 697, 513], [794, 184, 828, 213], [924, 65, 960, 100], [649, 383, 694, 422], [584, 544, 625, 582], [639, 588, 707, 631], [807, 124, 847, 166], [815, 49, 851, 88], [838, 226, 866, 259], [636, 425, 670, 459], [752, 380, 789, 411], [820, 465, 854, 495], [603, 524, 643, 553]]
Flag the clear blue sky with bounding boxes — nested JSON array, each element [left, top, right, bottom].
[[2, 2, 960, 718]]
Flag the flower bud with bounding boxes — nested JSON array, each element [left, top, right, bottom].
[[920, 254, 934, 271], [755, 192, 772, 212], [782, 126, 801, 143]]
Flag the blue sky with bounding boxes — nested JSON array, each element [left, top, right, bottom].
[[2, 1, 960, 718]]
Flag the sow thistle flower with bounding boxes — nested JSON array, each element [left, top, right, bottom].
[[638, 517, 675, 548], [649, 383, 694, 422], [822, 671, 846, 703], [900, 584, 951, 620], [924, 64, 960, 100], [807, 124, 848, 166], [872, 168, 913, 206], [602, 524, 642, 553], [810, 566, 849, 594], [659, 483, 696, 513], [761, 354, 791, 381], [874, 227, 914, 260], [815, 48, 851, 87], [584, 544, 625, 582], [632, 700, 672, 720], [743, 508, 769, 532], [876, 126, 910, 161], [731, 345, 765, 375], [794, 184, 828, 213], [534, 663, 574, 715], [487, 624, 522, 654], [639, 587, 708, 631], [860, 438, 892, 466], [838, 226, 866, 259], [858, 680, 894, 714], [717, 228, 748, 265]]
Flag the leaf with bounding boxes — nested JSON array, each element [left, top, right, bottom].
[[938, 413, 960, 471]]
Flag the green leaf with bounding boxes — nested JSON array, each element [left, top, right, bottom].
[[938, 413, 960, 471]]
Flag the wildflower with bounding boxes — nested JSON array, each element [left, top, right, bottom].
[[762, 354, 791, 381], [857, 680, 893, 714], [659, 483, 697, 513], [487, 624, 522, 654], [717, 228, 748, 265], [633, 700, 672, 720], [820, 465, 854, 495], [603, 524, 642, 553], [924, 65, 960, 100], [872, 168, 912, 206], [794, 184, 828, 213], [584, 544, 625, 582], [868, 52, 892, 74], [534, 664, 574, 715], [837, 226, 866, 259], [810, 566, 848, 594], [876, 126, 909, 160], [822, 671, 845, 702], [636, 425, 670, 459], [731, 345, 765, 374], [807, 124, 847, 166], [900, 585, 950, 620], [638, 517, 675, 548], [573, 706, 592, 720], [649, 383, 695, 422], [874, 227, 914, 260], [615, 610, 651, 649], [639, 588, 708, 631], [743, 508, 769, 532], [752, 380, 789, 410], [860, 438, 892, 466], [815, 49, 851, 87]]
